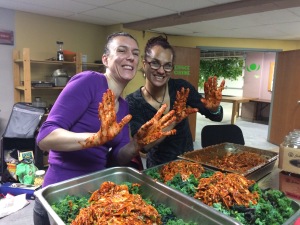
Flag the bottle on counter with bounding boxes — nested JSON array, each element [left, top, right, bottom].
[[56, 41, 64, 61], [34, 170, 45, 186]]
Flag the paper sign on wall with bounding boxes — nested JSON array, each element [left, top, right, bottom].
[[0, 29, 14, 45]]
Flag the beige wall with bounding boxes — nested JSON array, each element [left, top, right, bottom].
[[15, 12, 106, 62], [15, 12, 300, 98]]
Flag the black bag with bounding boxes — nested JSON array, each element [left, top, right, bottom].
[[1, 103, 45, 182]]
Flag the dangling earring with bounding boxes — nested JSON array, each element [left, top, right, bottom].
[[143, 73, 146, 78]]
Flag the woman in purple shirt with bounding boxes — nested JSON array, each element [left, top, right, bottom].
[[33, 32, 175, 225]]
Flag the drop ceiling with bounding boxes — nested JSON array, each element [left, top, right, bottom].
[[1, 0, 300, 40]]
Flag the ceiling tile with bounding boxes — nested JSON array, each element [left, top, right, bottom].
[[72, 0, 124, 7], [12, 0, 96, 13], [0, 1, 74, 18], [106, 0, 175, 18], [69, 14, 117, 25], [249, 9, 300, 25], [81, 7, 144, 23], [151, 26, 198, 36], [135, 0, 216, 12], [287, 6, 300, 16]]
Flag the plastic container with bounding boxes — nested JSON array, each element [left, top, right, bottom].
[[279, 130, 300, 174]]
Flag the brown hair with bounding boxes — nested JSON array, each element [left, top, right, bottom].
[[104, 32, 138, 55], [144, 35, 175, 62]]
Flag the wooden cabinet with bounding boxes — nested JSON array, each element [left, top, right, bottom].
[[13, 48, 103, 105], [171, 46, 200, 141]]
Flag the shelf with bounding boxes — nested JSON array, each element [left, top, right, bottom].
[[15, 86, 25, 91], [15, 86, 65, 91], [32, 86, 64, 90], [81, 62, 103, 67], [15, 59, 76, 65], [13, 48, 98, 104]]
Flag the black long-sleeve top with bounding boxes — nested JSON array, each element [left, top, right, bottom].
[[126, 78, 223, 168]]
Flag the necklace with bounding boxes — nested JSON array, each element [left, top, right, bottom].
[[144, 85, 166, 108]]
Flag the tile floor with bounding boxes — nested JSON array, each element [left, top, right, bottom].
[[193, 102, 279, 151]]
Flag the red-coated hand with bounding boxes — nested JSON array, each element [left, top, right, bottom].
[[201, 76, 225, 111], [173, 87, 198, 122], [79, 89, 132, 148], [136, 104, 176, 147]]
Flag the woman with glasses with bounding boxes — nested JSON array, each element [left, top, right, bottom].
[[126, 35, 225, 168]]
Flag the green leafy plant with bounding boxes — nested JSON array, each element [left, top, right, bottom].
[[51, 195, 89, 225], [199, 57, 244, 87]]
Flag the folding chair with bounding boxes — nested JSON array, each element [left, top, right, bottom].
[[0, 103, 45, 181], [201, 124, 245, 148]]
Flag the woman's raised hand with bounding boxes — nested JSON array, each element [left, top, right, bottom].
[[79, 89, 132, 148], [201, 76, 225, 111], [135, 104, 176, 147], [173, 87, 198, 122]]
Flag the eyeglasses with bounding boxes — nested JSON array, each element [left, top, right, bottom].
[[145, 60, 174, 72]]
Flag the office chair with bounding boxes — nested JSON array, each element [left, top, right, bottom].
[[201, 124, 245, 148], [0, 102, 45, 181]]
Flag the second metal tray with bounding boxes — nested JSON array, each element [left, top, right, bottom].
[[178, 142, 278, 181]]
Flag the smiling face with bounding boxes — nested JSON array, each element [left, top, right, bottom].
[[143, 45, 174, 87], [102, 35, 140, 83]]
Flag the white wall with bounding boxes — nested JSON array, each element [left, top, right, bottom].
[[0, 8, 15, 136], [243, 52, 275, 99]]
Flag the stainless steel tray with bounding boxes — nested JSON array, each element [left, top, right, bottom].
[[178, 142, 279, 181], [34, 167, 239, 225], [143, 160, 300, 225]]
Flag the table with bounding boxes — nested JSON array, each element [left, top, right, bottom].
[[221, 96, 257, 124], [250, 98, 271, 123]]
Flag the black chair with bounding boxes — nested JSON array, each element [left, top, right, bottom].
[[0, 102, 45, 181], [201, 124, 245, 148]]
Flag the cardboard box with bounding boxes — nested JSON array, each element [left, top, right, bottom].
[[279, 144, 300, 174], [279, 171, 300, 201]]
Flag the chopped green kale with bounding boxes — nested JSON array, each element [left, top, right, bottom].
[[121, 181, 141, 194], [144, 167, 164, 182], [166, 173, 198, 196], [51, 195, 89, 225], [212, 185, 295, 225]]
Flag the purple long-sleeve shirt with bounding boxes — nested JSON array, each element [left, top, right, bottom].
[[37, 71, 130, 187]]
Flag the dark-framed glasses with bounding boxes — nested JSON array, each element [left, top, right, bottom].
[[146, 60, 173, 72]]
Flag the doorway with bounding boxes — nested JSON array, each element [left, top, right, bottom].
[[197, 47, 281, 145]]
